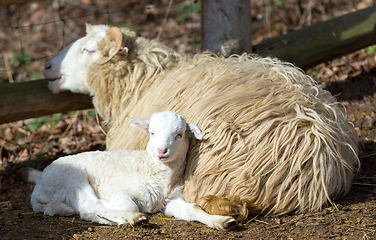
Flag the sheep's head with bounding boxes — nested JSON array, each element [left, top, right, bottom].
[[44, 23, 136, 94], [129, 111, 202, 162]]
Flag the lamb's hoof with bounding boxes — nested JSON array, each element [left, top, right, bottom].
[[223, 218, 237, 230], [133, 214, 148, 225]]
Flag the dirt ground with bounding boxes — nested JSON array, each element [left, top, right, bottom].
[[1, 1, 376, 239]]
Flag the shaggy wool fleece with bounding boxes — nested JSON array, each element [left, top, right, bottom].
[[93, 52, 359, 218]]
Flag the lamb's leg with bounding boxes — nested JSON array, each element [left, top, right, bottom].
[[75, 190, 146, 226], [163, 198, 237, 230], [44, 200, 76, 216]]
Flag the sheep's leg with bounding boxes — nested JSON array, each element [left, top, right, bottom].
[[75, 189, 146, 226], [100, 194, 139, 212], [163, 198, 237, 230], [44, 200, 76, 216]]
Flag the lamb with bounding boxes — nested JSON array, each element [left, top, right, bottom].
[[30, 111, 236, 230], [43, 24, 360, 220]]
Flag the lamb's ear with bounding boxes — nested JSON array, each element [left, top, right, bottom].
[[128, 118, 150, 133], [187, 123, 203, 140]]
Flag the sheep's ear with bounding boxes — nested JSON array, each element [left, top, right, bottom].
[[128, 118, 150, 133], [85, 23, 93, 34], [122, 28, 137, 39], [187, 123, 203, 140]]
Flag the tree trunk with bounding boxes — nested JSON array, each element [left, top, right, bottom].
[[201, 0, 252, 56]]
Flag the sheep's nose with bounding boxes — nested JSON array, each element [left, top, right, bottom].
[[44, 62, 52, 70], [158, 148, 168, 157]]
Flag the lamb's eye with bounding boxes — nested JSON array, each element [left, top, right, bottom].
[[176, 133, 183, 138], [150, 132, 154, 136]]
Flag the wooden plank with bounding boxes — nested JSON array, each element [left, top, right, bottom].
[[201, 0, 252, 56], [0, 79, 93, 125], [0, 0, 45, 6], [253, 5, 376, 69]]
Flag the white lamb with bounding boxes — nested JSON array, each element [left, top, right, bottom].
[[30, 111, 236, 230]]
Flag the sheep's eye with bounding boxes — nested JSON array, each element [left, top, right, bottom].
[[83, 48, 95, 54], [176, 133, 183, 138], [150, 132, 154, 136]]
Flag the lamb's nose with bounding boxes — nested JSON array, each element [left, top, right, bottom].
[[158, 148, 168, 157], [44, 62, 52, 70]]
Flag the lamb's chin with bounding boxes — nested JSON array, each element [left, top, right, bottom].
[[158, 155, 171, 161]]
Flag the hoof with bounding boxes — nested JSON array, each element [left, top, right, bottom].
[[133, 214, 148, 225], [223, 218, 237, 230]]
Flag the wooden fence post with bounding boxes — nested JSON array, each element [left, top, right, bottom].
[[201, 0, 252, 56]]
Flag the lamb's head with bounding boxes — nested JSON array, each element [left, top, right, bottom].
[[44, 23, 136, 94], [129, 111, 202, 162]]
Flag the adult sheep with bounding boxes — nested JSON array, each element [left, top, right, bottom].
[[44, 24, 359, 220]]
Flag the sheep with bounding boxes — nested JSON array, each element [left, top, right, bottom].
[[30, 111, 236, 230], [43, 24, 360, 220]]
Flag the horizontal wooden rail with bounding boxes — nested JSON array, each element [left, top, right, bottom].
[[253, 5, 376, 69], [0, 79, 93, 125]]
